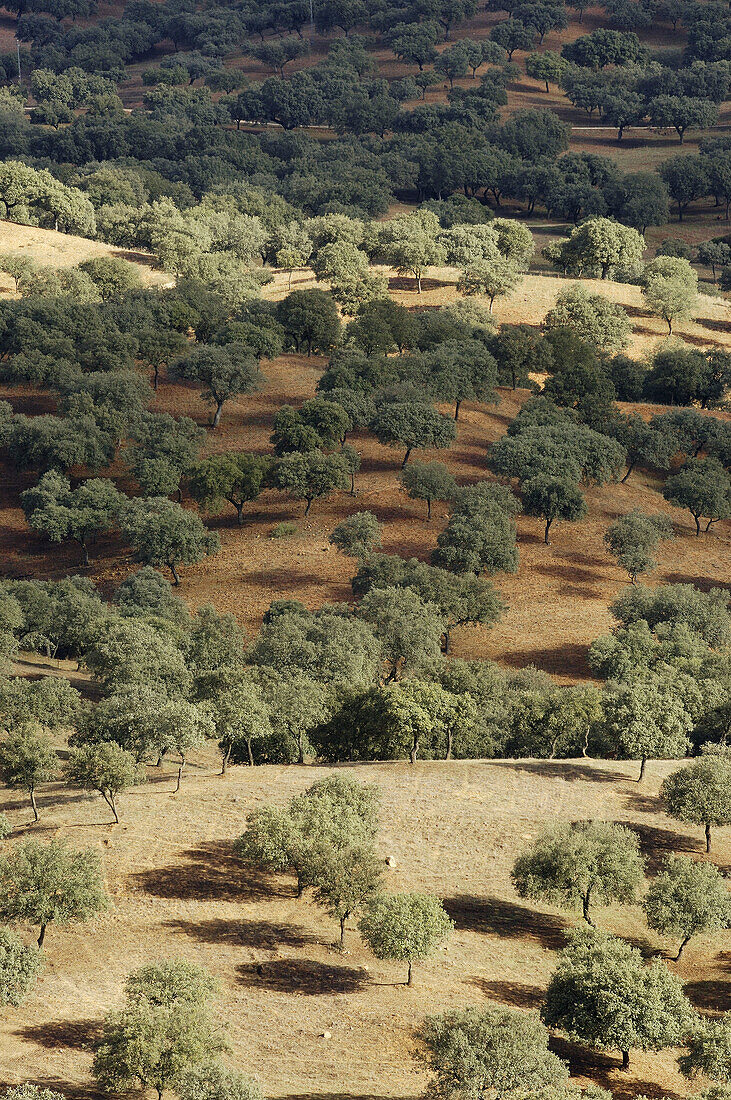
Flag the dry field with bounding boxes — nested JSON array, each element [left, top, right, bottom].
[[0, 231, 729, 682], [0, 753, 729, 1100], [0, 223, 173, 295]]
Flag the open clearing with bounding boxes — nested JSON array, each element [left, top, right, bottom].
[[0, 754, 728, 1100]]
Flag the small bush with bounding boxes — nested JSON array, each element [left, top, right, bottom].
[[270, 522, 298, 539]]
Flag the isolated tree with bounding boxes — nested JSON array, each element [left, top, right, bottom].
[[0, 723, 56, 822], [650, 95, 718, 144], [434, 506, 519, 577], [663, 458, 731, 535], [370, 401, 457, 467], [329, 512, 382, 559], [358, 892, 453, 985], [0, 928, 43, 1007], [526, 50, 567, 92], [399, 462, 456, 521], [680, 1014, 731, 1085], [237, 774, 379, 893], [512, 821, 645, 925], [643, 855, 731, 960], [121, 498, 220, 585], [522, 476, 588, 545], [21, 472, 122, 567], [276, 289, 341, 355], [93, 960, 226, 1098], [542, 928, 692, 1070], [561, 218, 645, 279], [187, 453, 270, 527], [543, 284, 631, 352], [601, 675, 692, 780], [604, 511, 674, 582], [313, 845, 383, 944], [458, 258, 521, 311], [177, 1062, 263, 1100], [169, 345, 263, 428], [642, 256, 698, 334], [64, 743, 145, 824], [273, 451, 351, 515], [0, 839, 109, 947], [490, 18, 536, 59], [660, 751, 731, 852], [435, 45, 469, 87], [417, 1005, 569, 1099], [379, 211, 447, 293]]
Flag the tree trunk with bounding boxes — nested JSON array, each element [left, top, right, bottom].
[[427, 498, 432, 521], [221, 745, 230, 775], [582, 891, 594, 926], [401, 448, 412, 468], [304, 497, 313, 516], [543, 518, 552, 544], [340, 915, 346, 945], [37, 924, 47, 948], [675, 935, 691, 961], [102, 790, 119, 824], [667, 318, 673, 334], [454, 400, 461, 420], [30, 787, 38, 822], [297, 733, 305, 765], [175, 763, 183, 793], [406, 961, 413, 985], [694, 514, 701, 536], [212, 402, 224, 428], [445, 728, 453, 761], [621, 1051, 630, 1071], [236, 504, 244, 526], [416, 273, 422, 293], [247, 738, 254, 767], [638, 755, 647, 782], [705, 822, 711, 852], [409, 738, 418, 765], [80, 541, 90, 566], [169, 561, 181, 585], [620, 459, 636, 483]]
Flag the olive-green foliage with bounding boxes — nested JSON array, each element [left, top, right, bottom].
[[512, 821, 645, 923], [93, 960, 226, 1097], [0, 927, 43, 1007], [358, 892, 453, 984], [542, 928, 692, 1067], [680, 1014, 731, 1084], [0, 723, 56, 821], [64, 742, 146, 823], [329, 512, 382, 559], [0, 838, 109, 947], [660, 749, 731, 851], [604, 511, 674, 581], [643, 855, 731, 960], [417, 1005, 569, 1099]]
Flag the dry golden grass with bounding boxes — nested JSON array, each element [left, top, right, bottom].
[[0, 221, 173, 294], [0, 752, 728, 1100]]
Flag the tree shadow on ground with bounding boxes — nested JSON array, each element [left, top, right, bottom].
[[442, 894, 569, 950], [491, 760, 629, 783], [166, 917, 316, 949], [470, 977, 545, 1009], [548, 1035, 685, 1099], [130, 839, 282, 902], [685, 951, 731, 1012], [497, 643, 592, 678], [15, 1018, 103, 1050], [628, 821, 701, 875], [237, 959, 369, 995]]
